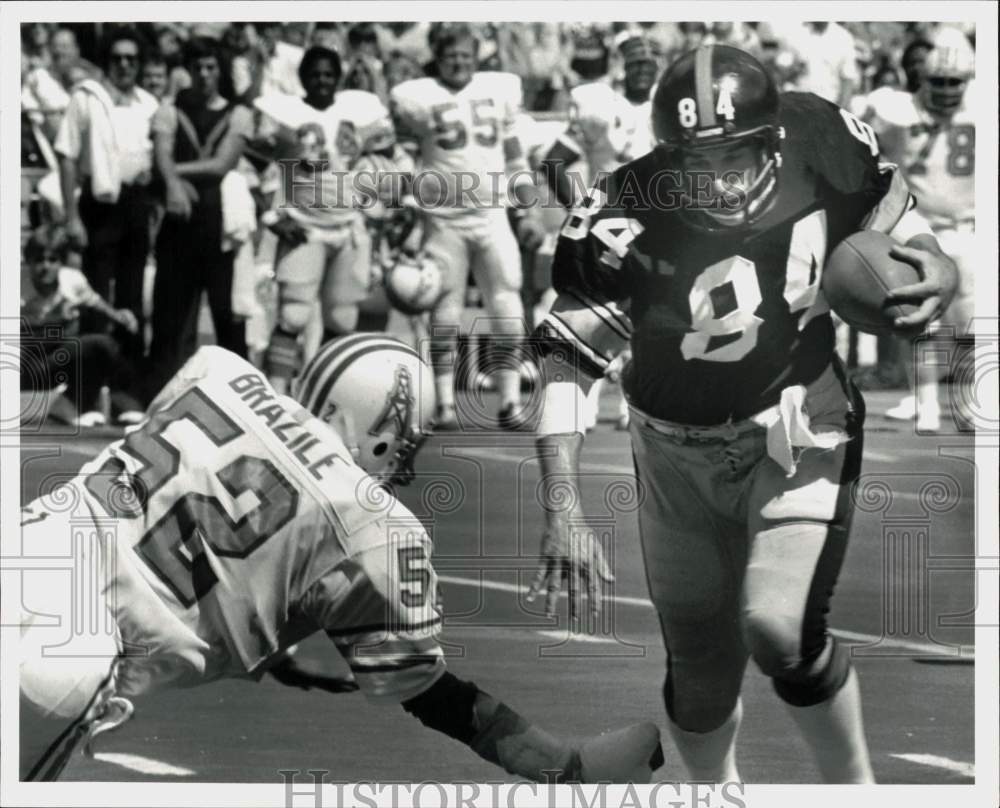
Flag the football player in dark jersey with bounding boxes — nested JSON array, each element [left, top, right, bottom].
[[527, 45, 958, 783]]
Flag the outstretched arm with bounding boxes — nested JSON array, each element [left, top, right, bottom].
[[403, 671, 663, 783], [524, 174, 635, 628], [526, 351, 612, 630], [403, 672, 578, 780]]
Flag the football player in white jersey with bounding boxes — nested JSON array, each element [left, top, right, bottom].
[[542, 35, 663, 207], [616, 35, 663, 161], [391, 24, 534, 430], [255, 46, 412, 395], [868, 28, 976, 431], [17, 336, 665, 782]]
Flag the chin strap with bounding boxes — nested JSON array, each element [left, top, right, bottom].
[[387, 425, 428, 486]]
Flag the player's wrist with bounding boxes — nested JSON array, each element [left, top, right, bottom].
[[536, 432, 585, 522], [541, 500, 585, 526]]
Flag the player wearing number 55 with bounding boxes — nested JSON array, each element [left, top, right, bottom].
[[529, 44, 958, 783], [18, 338, 662, 783]]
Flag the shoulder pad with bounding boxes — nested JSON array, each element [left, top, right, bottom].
[[780, 91, 882, 197], [571, 82, 618, 107], [596, 151, 659, 210], [475, 71, 522, 105], [389, 78, 439, 111]]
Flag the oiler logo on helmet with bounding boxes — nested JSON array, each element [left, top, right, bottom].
[[295, 334, 436, 485], [369, 365, 415, 444]]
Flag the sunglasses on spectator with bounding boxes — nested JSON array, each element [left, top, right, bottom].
[[111, 52, 139, 64]]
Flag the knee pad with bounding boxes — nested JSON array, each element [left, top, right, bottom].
[[265, 327, 302, 381], [771, 635, 851, 708]]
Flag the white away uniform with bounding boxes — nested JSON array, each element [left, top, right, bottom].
[[391, 73, 526, 315], [18, 347, 443, 779]]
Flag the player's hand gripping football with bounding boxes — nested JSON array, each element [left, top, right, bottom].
[[527, 505, 614, 633], [886, 237, 960, 331]]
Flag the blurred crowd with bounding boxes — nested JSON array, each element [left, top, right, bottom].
[[21, 21, 973, 120], [19, 20, 976, 427]]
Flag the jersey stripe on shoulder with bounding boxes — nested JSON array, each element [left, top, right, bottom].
[[564, 286, 633, 341]]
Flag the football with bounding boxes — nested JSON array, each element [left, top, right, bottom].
[[822, 230, 921, 335]]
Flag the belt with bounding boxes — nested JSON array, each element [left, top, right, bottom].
[[632, 406, 765, 444], [634, 380, 849, 477]]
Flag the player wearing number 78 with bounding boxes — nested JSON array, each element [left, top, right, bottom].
[[865, 27, 977, 432], [18, 338, 662, 782], [529, 44, 958, 783]]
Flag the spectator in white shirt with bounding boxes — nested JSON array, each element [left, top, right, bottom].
[[54, 28, 158, 403]]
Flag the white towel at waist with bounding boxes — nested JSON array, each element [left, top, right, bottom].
[[751, 385, 850, 477], [75, 80, 122, 203]]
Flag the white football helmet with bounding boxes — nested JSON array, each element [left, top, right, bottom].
[[383, 251, 445, 316], [921, 27, 974, 116], [295, 334, 436, 484]]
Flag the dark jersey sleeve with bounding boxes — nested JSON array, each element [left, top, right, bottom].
[[780, 91, 913, 235], [534, 175, 637, 377]]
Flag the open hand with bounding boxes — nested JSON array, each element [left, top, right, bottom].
[[526, 511, 614, 632]]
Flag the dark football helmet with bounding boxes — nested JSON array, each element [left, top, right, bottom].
[[652, 45, 784, 230]]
